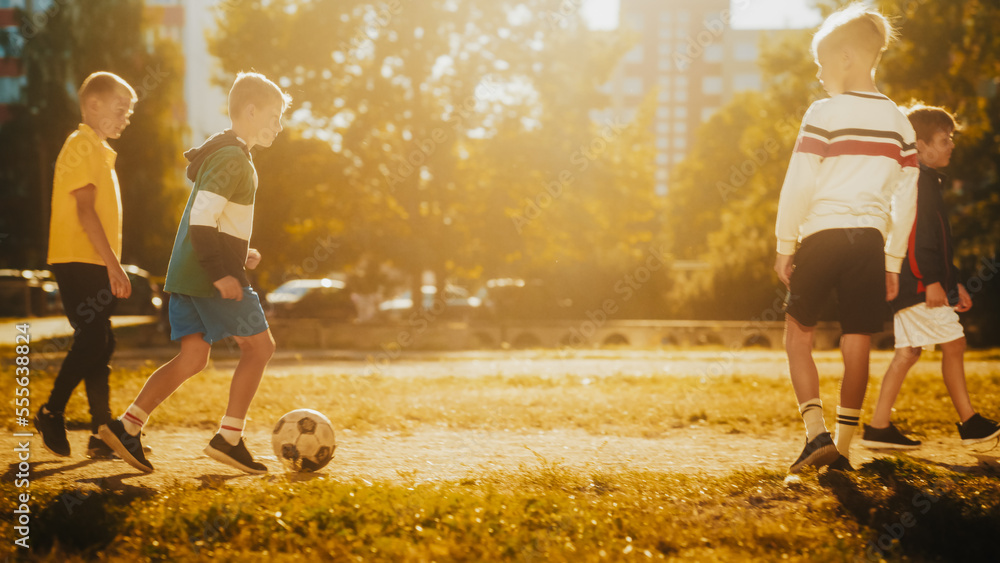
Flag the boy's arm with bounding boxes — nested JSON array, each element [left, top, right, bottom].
[[775, 107, 825, 261], [884, 133, 919, 274], [73, 185, 132, 298]]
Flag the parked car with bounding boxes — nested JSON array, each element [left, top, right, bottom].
[[116, 264, 164, 316], [265, 278, 357, 320], [476, 278, 574, 321], [378, 284, 481, 322], [0, 264, 161, 317], [0, 269, 61, 317]]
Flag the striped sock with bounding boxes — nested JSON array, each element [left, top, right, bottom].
[[121, 404, 149, 436], [799, 399, 826, 441], [219, 416, 244, 446], [835, 406, 862, 456]]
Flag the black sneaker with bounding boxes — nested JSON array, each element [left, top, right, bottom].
[[86, 435, 115, 459], [957, 413, 1000, 446], [87, 434, 154, 460], [34, 407, 70, 457], [789, 432, 839, 473], [98, 419, 154, 473], [204, 434, 268, 475], [860, 423, 921, 450], [828, 454, 855, 472]]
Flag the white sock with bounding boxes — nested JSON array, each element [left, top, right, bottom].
[[219, 415, 244, 446], [835, 406, 862, 457], [121, 404, 149, 436], [799, 399, 827, 441]]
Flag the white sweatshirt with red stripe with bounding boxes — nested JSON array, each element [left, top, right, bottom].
[[775, 91, 919, 273]]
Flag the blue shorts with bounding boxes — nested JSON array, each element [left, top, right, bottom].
[[169, 288, 269, 344]]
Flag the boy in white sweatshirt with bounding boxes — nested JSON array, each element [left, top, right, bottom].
[[774, 3, 918, 473]]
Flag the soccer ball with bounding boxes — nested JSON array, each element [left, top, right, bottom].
[[271, 409, 337, 472]]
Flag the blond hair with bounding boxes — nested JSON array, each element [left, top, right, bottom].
[[78, 71, 137, 110], [906, 103, 959, 142], [228, 72, 292, 119], [812, 3, 896, 70]]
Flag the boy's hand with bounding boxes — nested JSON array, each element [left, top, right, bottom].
[[925, 282, 947, 308], [245, 248, 261, 270], [774, 254, 794, 288], [955, 284, 972, 312], [213, 276, 244, 301], [885, 272, 899, 301], [108, 263, 132, 299]]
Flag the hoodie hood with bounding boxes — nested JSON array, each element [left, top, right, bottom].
[[183, 130, 250, 182]]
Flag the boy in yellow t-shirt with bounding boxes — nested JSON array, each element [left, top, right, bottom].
[[34, 71, 137, 458]]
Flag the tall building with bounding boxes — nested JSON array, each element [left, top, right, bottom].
[[605, 0, 799, 195], [0, 0, 26, 123]]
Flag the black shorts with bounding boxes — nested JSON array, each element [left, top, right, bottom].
[[785, 228, 887, 334]]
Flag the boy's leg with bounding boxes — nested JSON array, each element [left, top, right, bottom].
[[37, 263, 115, 456], [786, 315, 820, 404], [870, 346, 921, 428], [940, 337, 975, 423], [203, 329, 274, 475], [834, 333, 870, 455], [131, 333, 212, 415], [225, 329, 276, 420]]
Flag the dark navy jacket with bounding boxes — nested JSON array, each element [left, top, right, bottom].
[[891, 163, 960, 312]]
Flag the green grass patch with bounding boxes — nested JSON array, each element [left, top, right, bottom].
[[2, 459, 997, 561], [5, 353, 998, 439]]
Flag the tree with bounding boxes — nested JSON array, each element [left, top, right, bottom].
[[209, 0, 665, 314]]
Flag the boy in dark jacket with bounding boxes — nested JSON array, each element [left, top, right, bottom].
[[861, 104, 1000, 449]]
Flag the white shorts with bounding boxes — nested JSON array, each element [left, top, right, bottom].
[[893, 302, 965, 350]]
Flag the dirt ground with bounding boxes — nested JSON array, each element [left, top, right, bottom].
[[11, 424, 999, 495]]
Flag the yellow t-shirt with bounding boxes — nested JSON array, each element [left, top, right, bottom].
[[47, 124, 122, 266]]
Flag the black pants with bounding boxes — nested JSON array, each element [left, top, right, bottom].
[[45, 262, 117, 433]]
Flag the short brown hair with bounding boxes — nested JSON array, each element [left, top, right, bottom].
[[906, 104, 958, 142], [78, 71, 137, 108], [228, 72, 292, 119], [812, 3, 896, 70]]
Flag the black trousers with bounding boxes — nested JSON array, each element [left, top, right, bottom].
[[45, 262, 117, 433]]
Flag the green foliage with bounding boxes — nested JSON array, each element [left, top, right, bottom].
[[4, 460, 999, 561], [0, 0, 186, 272], [209, 0, 665, 303]]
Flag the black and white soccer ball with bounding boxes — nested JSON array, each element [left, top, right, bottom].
[[271, 409, 337, 472]]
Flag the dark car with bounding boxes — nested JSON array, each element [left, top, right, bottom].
[[265, 278, 357, 320], [0, 269, 61, 317], [116, 265, 164, 316]]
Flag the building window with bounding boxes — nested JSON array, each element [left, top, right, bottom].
[[702, 107, 719, 122], [656, 182, 668, 196], [657, 88, 670, 102], [675, 76, 688, 88], [656, 137, 669, 149], [702, 76, 723, 95], [674, 89, 687, 102], [659, 11, 672, 24], [674, 136, 687, 149], [624, 45, 644, 64], [658, 44, 672, 56], [733, 73, 763, 91], [674, 106, 687, 119], [659, 59, 674, 72], [656, 122, 670, 134], [657, 107, 670, 119], [674, 122, 687, 134], [624, 13, 644, 32], [735, 42, 758, 61], [705, 44, 724, 63], [658, 28, 673, 40], [656, 152, 669, 165], [623, 77, 644, 96], [656, 169, 669, 181], [673, 152, 686, 163], [658, 75, 670, 86]]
